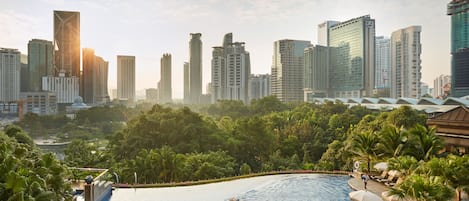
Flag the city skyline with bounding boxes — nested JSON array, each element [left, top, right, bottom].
[[0, 0, 450, 99]]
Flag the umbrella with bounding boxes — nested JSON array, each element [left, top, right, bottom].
[[374, 162, 388, 171], [349, 190, 383, 201]]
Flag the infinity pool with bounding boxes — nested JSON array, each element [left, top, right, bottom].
[[110, 174, 352, 201]]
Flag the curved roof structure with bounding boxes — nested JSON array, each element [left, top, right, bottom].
[[396, 98, 418, 105], [443, 97, 469, 105], [417, 98, 444, 105]]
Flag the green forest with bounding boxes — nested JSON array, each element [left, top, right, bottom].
[[3, 96, 469, 201]]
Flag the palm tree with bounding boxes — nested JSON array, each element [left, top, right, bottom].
[[389, 174, 454, 201], [425, 155, 469, 201], [377, 124, 409, 158], [351, 132, 379, 173], [407, 125, 443, 161], [387, 155, 419, 178]]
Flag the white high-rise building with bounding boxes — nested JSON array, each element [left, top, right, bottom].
[[248, 74, 270, 102], [42, 73, 79, 103], [189, 33, 202, 104], [375, 36, 391, 89], [391, 26, 422, 98], [211, 33, 251, 103], [159, 53, 172, 103], [117, 55, 136, 103], [271, 40, 311, 102], [0, 48, 21, 102], [433, 74, 451, 98], [317, 21, 339, 46]]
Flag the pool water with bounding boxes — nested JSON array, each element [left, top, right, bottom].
[[110, 174, 352, 201]]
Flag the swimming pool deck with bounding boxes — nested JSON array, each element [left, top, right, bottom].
[[348, 173, 390, 198]]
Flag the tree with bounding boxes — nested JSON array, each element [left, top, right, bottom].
[[407, 125, 443, 161], [351, 132, 379, 173], [377, 124, 408, 158], [389, 174, 454, 201], [425, 155, 469, 201]]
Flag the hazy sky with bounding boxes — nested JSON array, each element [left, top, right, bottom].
[[0, 0, 450, 99]]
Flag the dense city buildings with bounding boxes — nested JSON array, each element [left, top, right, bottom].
[[117, 55, 136, 103], [317, 21, 339, 46], [211, 33, 251, 103], [188, 33, 203, 104], [248, 74, 270, 102], [303, 45, 329, 98], [448, 0, 469, 97], [53, 10, 80, 77], [27, 39, 54, 92], [0, 48, 21, 102], [20, 91, 57, 115], [183, 62, 190, 104], [271, 39, 311, 102], [328, 15, 375, 98], [159, 54, 172, 103], [81, 48, 109, 105], [433, 74, 451, 98], [390, 26, 422, 99]]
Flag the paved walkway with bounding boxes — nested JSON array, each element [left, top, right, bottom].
[[348, 173, 390, 197]]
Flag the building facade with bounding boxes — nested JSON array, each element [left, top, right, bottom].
[[159, 53, 172, 103], [117, 55, 135, 103], [0, 48, 21, 102], [20, 54, 28, 92], [304, 45, 329, 98], [42, 74, 79, 104], [189, 33, 202, 104], [146, 88, 158, 103], [81, 48, 109, 105], [375, 36, 391, 90], [271, 39, 311, 102], [183, 62, 190, 104], [317, 21, 339, 46], [53, 10, 80, 77], [248, 74, 270, 102], [390, 26, 422, 99], [20, 91, 57, 115], [28, 39, 54, 92], [448, 0, 469, 97], [328, 15, 375, 98], [433, 74, 451, 98]]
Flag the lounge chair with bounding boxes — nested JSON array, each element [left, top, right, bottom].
[[385, 177, 403, 187], [377, 174, 395, 183], [371, 170, 388, 180]]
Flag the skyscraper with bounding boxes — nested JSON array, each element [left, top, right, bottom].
[[20, 54, 28, 92], [117, 55, 135, 103], [448, 0, 469, 97], [375, 36, 391, 89], [183, 62, 190, 104], [390, 26, 422, 99], [211, 33, 251, 103], [303, 45, 329, 98], [189, 33, 202, 104], [271, 39, 311, 102], [159, 53, 172, 103], [248, 74, 271, 102], [81, 48, 109, 105], [28, 39, 54, 92], [53, 10, 80, 77], [433, 74, 451, 98], [328, 15, 375, 98], [0, 48, 21, 102], [317, 21, 339, 46]]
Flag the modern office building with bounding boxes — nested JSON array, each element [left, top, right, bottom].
[[211, 33, 251, 103], [271, 39, 311, 102], [248, 74, 270, 102], [189, 33, 202, 104], [117, 55, 136, 103], [28, 39, 54, 92], [317, 21, 339, 46], [303, 45, 329, 98], [0, 48, 21, 102], [53, 10, 80, 77], [20, 54, 28, 92], [421, 82, 430, 96], [20, 91, 57, 115], [375, 36, 391, 89], [448, 0, 469, 97], [42, 73, 79, 104], [433, 74, 451, 98], [183, 62, 190, 104], [159, 53, 172, 103], [146, 88, 158, 103], [328, 15, 375, 98], [390, 26, 422, 99], [81, 48, 109, 105]]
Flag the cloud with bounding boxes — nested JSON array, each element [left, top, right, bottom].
[[0, 10, 47, 52]]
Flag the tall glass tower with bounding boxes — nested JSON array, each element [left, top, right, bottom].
[[448, 0, 469, 97]]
